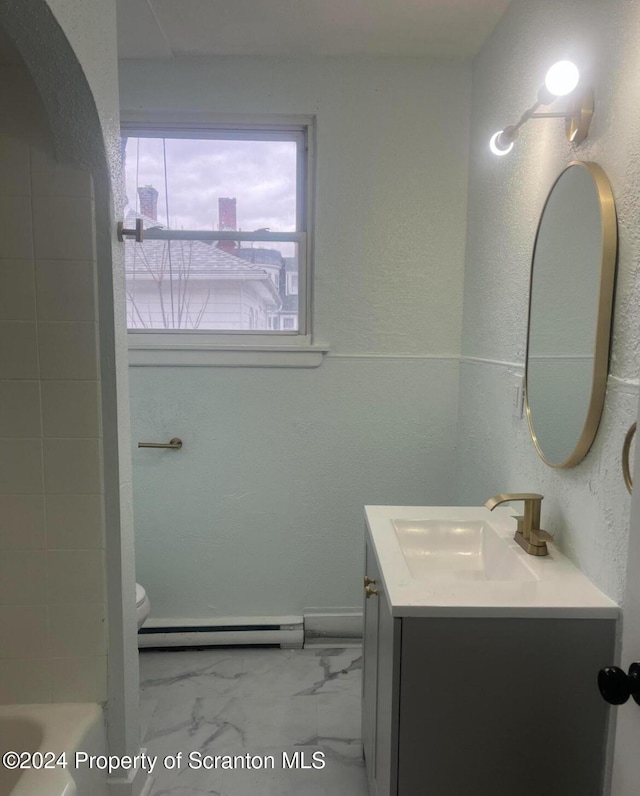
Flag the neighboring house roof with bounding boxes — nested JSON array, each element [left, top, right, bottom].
[[236, 248, 299, 271], [237, 247, 299, 315], [123, 210, 281, 307], [236, 247, 283, 267]]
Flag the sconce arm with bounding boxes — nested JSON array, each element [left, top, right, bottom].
[[495, 87, 593, 150]]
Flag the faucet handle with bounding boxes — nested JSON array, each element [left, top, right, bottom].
[[530, 528, 553, 544], [513, 515, 552, 539]]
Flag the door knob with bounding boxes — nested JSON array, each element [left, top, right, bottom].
[[365, 585, 379, 598], [364, 576, 377, 586], [598, 663, 640, 705]]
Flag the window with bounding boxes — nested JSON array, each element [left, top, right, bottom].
[[286, 272, 298, 296], [120, 118, 312, 343]]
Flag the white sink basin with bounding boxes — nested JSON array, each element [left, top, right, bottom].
[[365, 505, 619, 618], [392, 519, 538, 582]]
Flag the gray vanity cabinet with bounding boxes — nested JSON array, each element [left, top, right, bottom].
[[362, 537, 616, 796]]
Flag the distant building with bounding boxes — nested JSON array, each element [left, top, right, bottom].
[[236, 248, 299, 331], [124, 190, 285, 330]]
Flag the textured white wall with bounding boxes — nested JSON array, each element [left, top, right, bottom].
[[129, 358, 459, 617], [121, 56, 470, 355], [120, 56, 471, 618], [457, 0, 640, 603]]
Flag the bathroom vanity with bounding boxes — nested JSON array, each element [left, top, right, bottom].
[[362, 505, 618, 796]]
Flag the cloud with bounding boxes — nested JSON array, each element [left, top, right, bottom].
[[124, 136, 297, 232]]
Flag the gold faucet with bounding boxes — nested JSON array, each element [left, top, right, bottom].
[[485, 493, 552, 556]]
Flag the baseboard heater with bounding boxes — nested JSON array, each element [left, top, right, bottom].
[[138, 615, 304, 649]]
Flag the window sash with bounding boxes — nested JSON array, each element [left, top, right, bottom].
[[141, 230, 304, 243], [125, 231, 307, 335], [121, 121, 308, 234], [121, 115, 313, 339]]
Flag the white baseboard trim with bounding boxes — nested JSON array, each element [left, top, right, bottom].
[[303, 609, 363, 641], [138, 613, 363, 648], [138, 616, 304, 649], [108, 763, 151, 796]]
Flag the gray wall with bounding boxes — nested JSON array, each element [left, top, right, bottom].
[[123, 0, 640, 619], [456, 0, 639, 603], [120, 56, 471, 618]]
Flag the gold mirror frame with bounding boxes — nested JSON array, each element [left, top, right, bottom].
[[623, 422, 636, 493], [524, 161, 618, 468]]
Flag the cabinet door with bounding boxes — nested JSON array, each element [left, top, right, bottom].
[[362, 542, 380, 782]]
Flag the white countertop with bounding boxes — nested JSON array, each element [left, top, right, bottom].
[[365, 505, 619, 619]]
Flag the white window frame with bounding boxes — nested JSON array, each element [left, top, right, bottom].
[[121, 112, 327, 367]]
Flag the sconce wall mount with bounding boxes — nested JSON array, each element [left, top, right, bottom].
[[565, 87, 594, 144]]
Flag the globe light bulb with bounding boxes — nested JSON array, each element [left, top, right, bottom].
[[544, 61, 580, 97], [489, 131, 514, 156]]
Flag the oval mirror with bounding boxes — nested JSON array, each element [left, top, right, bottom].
[[525, 161, 617, 468]]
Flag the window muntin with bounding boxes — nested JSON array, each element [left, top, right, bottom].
[[121, 122, 309, 335]]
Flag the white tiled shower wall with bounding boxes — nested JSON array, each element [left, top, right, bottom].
[[0, 65, 107, 703]]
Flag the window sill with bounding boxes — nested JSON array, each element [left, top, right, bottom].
[[127, 335, 329, 368]]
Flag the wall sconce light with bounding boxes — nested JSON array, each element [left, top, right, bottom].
[[489, 61, 594, 156]]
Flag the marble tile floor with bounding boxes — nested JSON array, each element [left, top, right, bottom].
[[139, 645, 368, 796]]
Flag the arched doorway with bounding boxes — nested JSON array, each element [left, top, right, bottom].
[[0, 4, 142, 792]]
